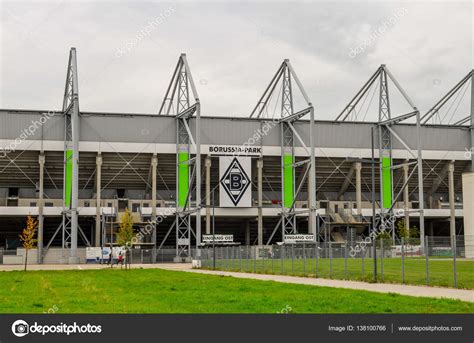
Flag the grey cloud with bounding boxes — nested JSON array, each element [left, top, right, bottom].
[[0, 1, 471, 122]]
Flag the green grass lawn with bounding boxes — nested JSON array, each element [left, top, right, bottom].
[[203, 257, 474, 289], [0, 268, 472, 313]]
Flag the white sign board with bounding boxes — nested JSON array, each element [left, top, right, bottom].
[[284, 234, 315, 244], [202, 234, 234, 243], [208, 145, 262, 156], [177, 238, 190, 246], [219, 156, 252, 207]]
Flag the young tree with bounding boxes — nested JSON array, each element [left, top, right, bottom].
[[376, 230, 392, 250], [116, 208, 134, 269], [396, 220, 409, 240], [19, 215, 38, 271]]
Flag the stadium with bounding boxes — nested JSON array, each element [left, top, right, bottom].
[[0, 48, 472, 265]]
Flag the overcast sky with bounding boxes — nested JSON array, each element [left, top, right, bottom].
[[0, 1, 472, 122]]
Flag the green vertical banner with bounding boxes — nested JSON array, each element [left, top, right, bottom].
[[382, 156, 392, 209], [283, 153, 294, 208], [64, 150, 73, 208], [178, 150, 189, 208]]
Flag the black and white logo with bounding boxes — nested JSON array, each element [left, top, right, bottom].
[[10, 319, 102, 337], [12, 320, 29, 337], [220, 157, 250, 206]]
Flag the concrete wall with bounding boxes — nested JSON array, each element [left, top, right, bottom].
[[462, 173, 474, 258], [3, 248, 87, 264]]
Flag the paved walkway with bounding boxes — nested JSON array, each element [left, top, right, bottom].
[[1, 263, 473, 302], [157, 264, 474, 303]]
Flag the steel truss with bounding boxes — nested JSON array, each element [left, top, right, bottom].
[[336, 64, 426, 247], [159, 54, 201, 261], [422, 70, 473, 173], [44, 48, 90, 262], [250, 60, 317, 244], [421, 70, 472, 126]]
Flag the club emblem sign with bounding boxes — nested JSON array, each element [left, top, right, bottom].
[[219, 157, 251, 207]]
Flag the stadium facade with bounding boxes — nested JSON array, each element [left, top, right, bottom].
[[0, 48, 472, 264]]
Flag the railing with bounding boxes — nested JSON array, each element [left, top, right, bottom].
[[198, 236, 474, 289]]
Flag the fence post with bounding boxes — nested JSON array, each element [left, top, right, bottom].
[[253, 246, 257, 273], [329, 241, 333, 278], [401, 237, 405, 284], [262, 246, 265, 273], [361, 246, 365, 276], [315, 242, 319, 277], [453, 235, 457, 288], [425, 238, 429, 286], [344, 242, 348, 279], [232, 246, 236, 270], [281, 245, 285, 274], [291, 244, 295, 275], [220, 247, 223, 269], [223, 246, 227, 270], [380, 239, 384, 282], [239, 246, 242, 271], [302, 242, 306, 276], [271, 246, 274, 273], [245, 245, 250, 273]]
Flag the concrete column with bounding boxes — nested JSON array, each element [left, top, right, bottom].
[[448, 161, 456, 237], [151, 154, 158, 248], [257, 158, 263, 246], [95, 153, 102, 247], [205, 156, 211, 235], [245, 220, 250, 246], [38, 153, 45, 263], [354, 162, 362, 216], [403, 161, 410, 231]]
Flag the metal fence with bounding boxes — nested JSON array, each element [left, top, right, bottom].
[[0, 247, 185, 265], [199, 236, 474, 289]]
